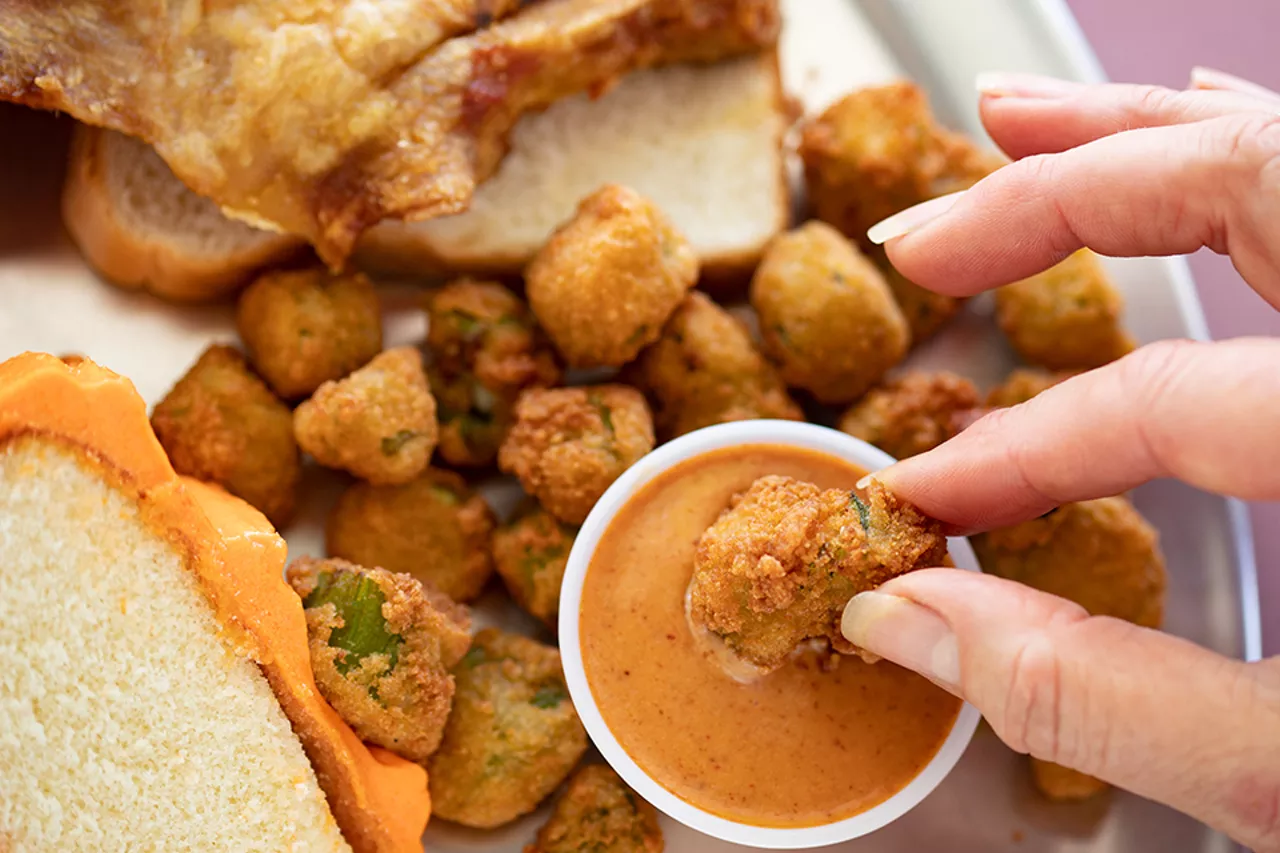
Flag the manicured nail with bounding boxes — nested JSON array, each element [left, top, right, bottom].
[[866, 191, 964, 246], [842, 591, 960, 692], [855, 474, 875, 490], [975, 71, 1083, 99], [1190, 66, 1280, 103]]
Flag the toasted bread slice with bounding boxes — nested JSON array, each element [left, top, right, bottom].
[[61, 126, 304, 303], [356, 52, 789, 281], [0, 354, 428, 852]]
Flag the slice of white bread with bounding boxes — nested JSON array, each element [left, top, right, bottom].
[[61, 126, 303, 303], [0, 355, 428, 853], [355, 52, 789, 280]]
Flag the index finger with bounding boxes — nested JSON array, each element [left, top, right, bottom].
[[876, 338, 1280, 532]]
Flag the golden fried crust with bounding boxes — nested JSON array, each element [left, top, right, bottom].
[[838, 371, 979, 460], [993, 250, 1136, 370], [287, 557, 472, 764], [0, 0, 779, 264], [150, 344, 300, 526], [426, 279, 561, 467], [875, 251, 965, 344], [526, 185, 698, 368], [751, 222, 909, 404], [428, 629, 588, 829], [984, 368, 1081, 409], [623, 291, 802, 439], [491, 503, 578, 629], [1030, 759, 1110, 802], [526, 765, 663, 853], [498, 385, 655, 524], [294, 347, 439, 485], [236, 267, 383, 400], [689, 476, 947, 670], [327, 468, 497, 602]]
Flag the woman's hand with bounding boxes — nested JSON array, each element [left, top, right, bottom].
[[842, 73, 1280, 852]]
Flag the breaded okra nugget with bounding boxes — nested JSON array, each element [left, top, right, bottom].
[[491, 503, 578, 630], [994, 250, 1136, 370], [689, 477, 947, 672], [752, 222, 909, 404], [287, 557, 471, 763], [235, 267, 382, 399], [526, 764, 663, 853], [327, 468, 496, 602], [429, 629, 588, 828], [425, 279, 561, 467], [499, 385, 655, 524], [624, 292, 802, 440], [974, 497, 1166, 800], [526, 185, 698, 368], [838, 371, 979, 459], [151, 344, 300, 526], [294, 347, 438, 485], [984, 368, 1080, 409]]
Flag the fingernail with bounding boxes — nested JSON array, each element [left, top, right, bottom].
[[855, 474, 875, 490], [866, 191, 964, 246], [842, 591, 961, 691], [1189, 66, 1280, 103], [975, 71, 1083, 99]]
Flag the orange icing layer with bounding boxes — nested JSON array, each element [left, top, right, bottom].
[[0, 353, 429, 853]]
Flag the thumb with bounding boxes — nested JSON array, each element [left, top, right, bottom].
[[843, 569, 1280, 850]]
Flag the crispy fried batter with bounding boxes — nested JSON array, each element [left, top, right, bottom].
[[499, 385, 655, 524], [974, 497, 1166, 801], [327, 467, 497, 602], [623, 291, 802, 439], [526, 764, 663, 853], [491, 502, 578, 629], [294, 346, 438, 485], [287, 557, 472, 764], [425, 279, 561, 467], [0, 0, 780, 264], [994, 250, 1136, 370], [429, 628, 588, 828], [798, 82, 1002, 342], [838, 371, 979, 459], [752, 222, 909, 404], [151, 344, 300, 526], [984, 368, 1080, 409], [526, 185, 698, 368], [689, 476, 947, 671], [236, 267, 382, 400]]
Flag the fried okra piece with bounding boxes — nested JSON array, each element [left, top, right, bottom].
[[499, 385, 655, 524], [286, 557, 471, 763], [984, 368, 1080, 409], [425, 279, 561, 467], [974, 497, 1167, 800], [526, 185, 698, 368], [994, 250, 1136, 370], [492, 503, 578, 629], [235, 267, 382, 399], [429, 629, 588, 828], [151, 344, 300, 526], [623, 292, 802, 440], [838, 371, 979, 459], [752, 222, 909, 404], [294, 347, 438, 485], [799, 83, 1002, 342], [527, 764, 663, 853], [327, 468, 496, 602], [689, 476, 948, 672]]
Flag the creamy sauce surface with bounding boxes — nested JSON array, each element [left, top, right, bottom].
[[580, 444, 961, 827]]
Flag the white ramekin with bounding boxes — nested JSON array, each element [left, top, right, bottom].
[[558, 420, 981, 850]]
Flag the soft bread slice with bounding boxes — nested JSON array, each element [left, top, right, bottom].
[[356, 52, 789, 280], [0, 354, 428, 853], [61, 126, 304, 303]]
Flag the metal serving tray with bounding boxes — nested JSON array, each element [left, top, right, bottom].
[[0, 1, 1257, 851]]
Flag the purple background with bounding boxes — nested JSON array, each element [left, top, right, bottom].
[[1068, 0, 1280, 656]]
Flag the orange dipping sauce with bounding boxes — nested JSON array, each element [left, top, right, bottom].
[[579, 444, 961, 828]]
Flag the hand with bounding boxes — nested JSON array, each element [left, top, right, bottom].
[[842, 72, 1280, 851]]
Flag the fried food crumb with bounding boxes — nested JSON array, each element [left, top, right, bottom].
[[526, 764, 663, 853], [287, 557, 471, 763], [499, 385, 655, 524], [838, 371, 979, 459]]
